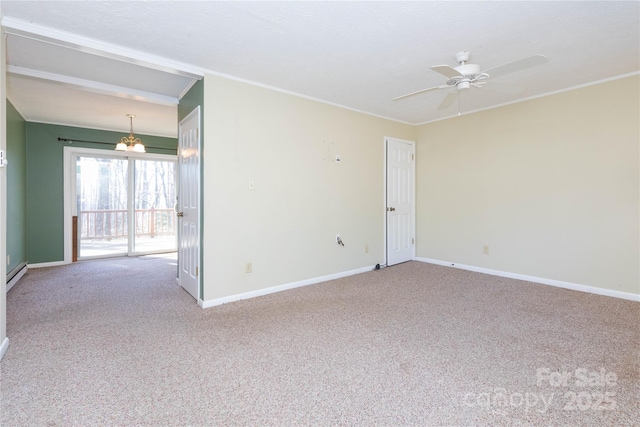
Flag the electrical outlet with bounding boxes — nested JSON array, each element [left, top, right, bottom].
[[483, 245, 490, 255], [364, 244, 369, 253], [245, 262, 252, 273]]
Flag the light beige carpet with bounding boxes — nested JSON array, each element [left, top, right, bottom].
[[1, 256, 638, 426]]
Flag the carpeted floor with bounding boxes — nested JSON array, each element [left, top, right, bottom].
[[1, 256, 638, 426]]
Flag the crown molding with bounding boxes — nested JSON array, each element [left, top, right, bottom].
[[416, 71, 640, 127]]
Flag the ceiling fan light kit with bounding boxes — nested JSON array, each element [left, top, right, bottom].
[[393, 51, 549, 113]]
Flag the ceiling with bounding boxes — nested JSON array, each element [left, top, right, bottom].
[[1, 1, 639, 138]]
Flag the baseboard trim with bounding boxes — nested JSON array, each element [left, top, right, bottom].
[[27, 261, 68, 269], [201, 265, 374, 309], [6, 264, 28, 293], [415, 257, 639, 302], [0, 337, 9, 360]]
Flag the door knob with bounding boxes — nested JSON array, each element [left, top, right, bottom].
[[387, 207, 395, 212], [176, 212, 184, 217]]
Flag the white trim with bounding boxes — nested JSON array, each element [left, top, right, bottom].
[[62, 146, 74, 264], [205, 69, 640, 129], [415, 257, 640, 302], [9, 65, 179, 106], [416, 71, 640, 126], [0, 337, 9, 360], [2, 17, 204, 79], [204, 68, 414, 126], [1, 9, 9, 362], [6, 264, 27, 293], [178, 78, 200, 101], [126, 156, 135, 255], [28, 261, 68, 269], [200, 265, 375, 309], [382, 137, 388, 266]]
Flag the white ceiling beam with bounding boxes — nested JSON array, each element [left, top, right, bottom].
[[8, 65, 179, 106], [2, 17, 204, 80]]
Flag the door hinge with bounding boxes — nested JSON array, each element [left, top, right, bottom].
[[412, 238, 415, 245], [196, 266, 198, 276], [411, 153, 414, 161], [0, 150, 7, 167]]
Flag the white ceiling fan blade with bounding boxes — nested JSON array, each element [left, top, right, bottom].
[[431, 65, 463, 79], [483, 54, 548, 78], [437, 90, 459, 110], [479, 80, 526, 95], [392, 85, 449, 101]]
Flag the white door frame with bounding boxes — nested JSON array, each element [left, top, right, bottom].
[[63, 146, 177, 264], [383, 137, 416, 266]]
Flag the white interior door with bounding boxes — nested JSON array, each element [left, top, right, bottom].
[[386, 138, 415, 266], [178, 106, 201, 301]]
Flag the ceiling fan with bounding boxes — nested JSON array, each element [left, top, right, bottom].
[[393, 51, 548, 111]]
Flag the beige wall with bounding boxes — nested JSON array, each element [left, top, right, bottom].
[[416, 75, 639, 295], [201, 74, 415, 301]]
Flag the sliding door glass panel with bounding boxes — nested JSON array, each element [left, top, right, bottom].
[[77, 156, 129, 258], [132, 159, 177, 254]]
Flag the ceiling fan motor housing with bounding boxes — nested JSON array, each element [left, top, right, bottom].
[[447, 63, 484, 88]]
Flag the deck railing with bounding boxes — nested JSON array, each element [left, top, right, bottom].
[[79, 208, 175, 240]]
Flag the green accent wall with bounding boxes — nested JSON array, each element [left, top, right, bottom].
[[178, 79, 204, 123], [178, 79, 204, 299], [26, 122, 177, 264], [6, 101, 27, 276]]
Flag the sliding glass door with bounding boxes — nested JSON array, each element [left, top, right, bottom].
[[76, 156, 129, 258], [74, 152, 176, 260], [132, 159, 176, 254]]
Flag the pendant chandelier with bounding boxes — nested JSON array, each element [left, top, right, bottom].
[[115, 114, 145, 153]]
